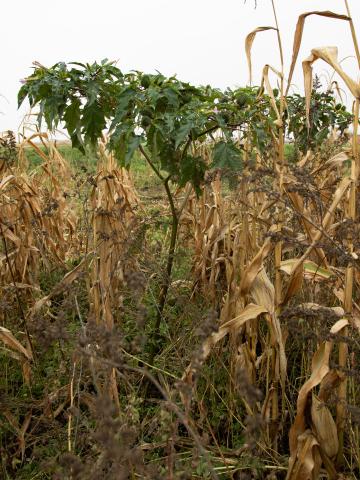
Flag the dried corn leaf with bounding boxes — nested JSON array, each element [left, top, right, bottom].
[[250, 267, 287, 390], [287, 11, 350, 94], [0, 326, 33, 361], [288, 319, 349, 474], [311, 394, 338, 459], [325, 151, 349, 167], [280, 259, 332, 281], [221, 303, 268, 330], [0, 175, 15, 190], [245, 26, 277, 84], [239, 233, 274, 297], [330, 318, 349, 334], [282, 261, 304, 306], [303, 46, 360, 127], [289, 342, 332, 456], [250, 267, 275, 315], [318, 370, 344, 402], [182, 303, 269, 387], [261, 64, 283, 126], [287, 430, 321, 480]]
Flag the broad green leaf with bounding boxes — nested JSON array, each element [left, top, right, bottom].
[[63, 98, 81, 135], [212, 141, 243, 170], [70, 132, 85, 153], [125, 135, 142, 167], [163, 87, 179, 109], [109, 122, 132, 163], [175, 121, 193, 149], [111, 87, 136, 127], [43, 95, 64, 130], [82, 102, 106, 145], [86, 81, 99, 105], [147, 87, 161, 105], [18, 84, 29, 108], [179, 155, 206, 195]]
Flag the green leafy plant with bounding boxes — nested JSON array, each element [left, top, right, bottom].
[[18, 61, 253, 352], [286, 76, 353, 154], [19, 61, 349, 354]]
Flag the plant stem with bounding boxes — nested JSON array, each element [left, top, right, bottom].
[[344, 0, 360, 69], [338, 4, 360, 462], [271, 0, 285, 309], [271, 0, 284, 71], [137, 146, 180, 360], [139, 144, 164, 180], [271, 0, 285, 452], [337, 97, 359, 466], [151, 176, 179, 356]]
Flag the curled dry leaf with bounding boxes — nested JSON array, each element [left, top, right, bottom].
[[325, 151, 349, 167], [181, 303, 269, 388], [0, 174, 15, 190], [330, 318, 349, 334], [311, 394, 339, 459], [286, 11, 350, 95], [239, 227, 277, 297], [288, 319, 349, 477], [251, 268, 287, 390], [0, 326, 33, 361], [245, 26, 277, 85], [0, 327, 33, 385], [250, 267, 275, 315], [260, 64, 283, 126], [287, 430, 321, 480], [221, 303, 268, 330], [289, 342, 332, 457], [27, 257, 87, 319], [303, 46, 360, 128], [280, 259, 332, 281], [318, 370, 344, 402], [281, 261, 304, 306]]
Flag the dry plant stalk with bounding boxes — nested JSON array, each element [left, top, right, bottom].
[[180, 4, 360, 474], [88, 142, 139, 409], [89, 142, 138, 328], [285, 3, 360, 475]]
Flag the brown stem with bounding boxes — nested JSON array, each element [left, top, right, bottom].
[[271, 0, 284, 72], [138, 146, 188, 361], [151, 177, 179, 359]]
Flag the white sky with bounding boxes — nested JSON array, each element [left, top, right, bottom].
[[1, 0, 360, 133]]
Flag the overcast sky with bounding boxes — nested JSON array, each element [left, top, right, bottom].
[[1, 0, 360, 133]]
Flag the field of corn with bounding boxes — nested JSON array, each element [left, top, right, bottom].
[[1, 2, 360, 479]]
